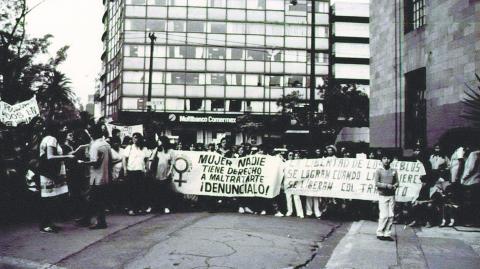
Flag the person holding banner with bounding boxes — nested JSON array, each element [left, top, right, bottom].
[[375, 152, 399, 241], [305, 149, 325, 219], [285, 151, 304, 218], [123, 133, 150, 215]]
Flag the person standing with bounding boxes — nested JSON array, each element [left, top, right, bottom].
[[38, 121, 75, 233], [375, 152, 398, 241], [123, 132, 149, 215], [148, 136, 174, 214], [78, 125, 112, 229]]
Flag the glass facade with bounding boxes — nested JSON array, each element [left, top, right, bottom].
[[100, 0, 330, 119]]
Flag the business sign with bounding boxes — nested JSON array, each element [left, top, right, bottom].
[[170, 151, 283, 198], [284, 158, 426, 202], [0, 96, 40, 126], [169, 114, 237, 124]]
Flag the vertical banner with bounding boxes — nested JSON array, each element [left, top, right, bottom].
[[170, 151, 283, 198], [284, 158, 425, 202]]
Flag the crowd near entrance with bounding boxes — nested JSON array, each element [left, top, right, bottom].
[[1, 116, 479, 235]]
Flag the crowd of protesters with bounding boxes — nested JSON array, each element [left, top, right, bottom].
[[0, 116, 479, 233]]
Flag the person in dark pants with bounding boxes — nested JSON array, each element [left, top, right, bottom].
[[77, 124, 112, 229], [148, 136, 175, 213], [123, 133, 149, 215]]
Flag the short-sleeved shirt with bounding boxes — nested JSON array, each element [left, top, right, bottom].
[[89, 138, 112, 185], [124, 145, 149, 171], [150, 149, 173, 181], [39, 136, 68, 197]]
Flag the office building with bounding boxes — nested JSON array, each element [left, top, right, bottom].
[[98, 0, 330, 145]]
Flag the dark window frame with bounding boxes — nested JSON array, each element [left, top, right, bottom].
[[404, 0, 425, 33]]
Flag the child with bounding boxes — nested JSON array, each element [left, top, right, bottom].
[[375, 152, 399, 241]]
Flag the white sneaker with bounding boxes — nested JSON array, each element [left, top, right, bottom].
[[238, 207, 245, 214], [164, 208, 170, 214], [260, 210, 266, 215], [274, 212, 284, 217], [244, 207, 254, 214], [285, 211, 293, 217], [145, 207, 152, 214]]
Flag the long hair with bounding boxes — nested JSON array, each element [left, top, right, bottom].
[[158, 136, 172, 152], [132, 132, 144, 149]]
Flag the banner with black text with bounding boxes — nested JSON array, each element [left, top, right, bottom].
[[284, 158, 425, 202], [170, 151, 283, 198]]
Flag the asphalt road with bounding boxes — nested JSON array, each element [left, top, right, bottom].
[[0, 213, 343, 269]]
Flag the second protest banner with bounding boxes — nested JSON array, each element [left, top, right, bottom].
[[283, 158, 426, 202], [170, 151, 283, 198]]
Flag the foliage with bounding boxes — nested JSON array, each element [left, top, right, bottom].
[[462, 73, 480, 127], [324, 83, 369, 127], [0, 0, 79, 122], [236, 113, 265, 141], [276, 90, 309, 128]]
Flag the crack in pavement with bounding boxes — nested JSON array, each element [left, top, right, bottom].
[[293, 223, 343, 269], [52, 214, 158, 266], [119, 213, 211, 268]]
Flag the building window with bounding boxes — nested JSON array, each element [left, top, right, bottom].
[[247, 50, 264, 61], [187, 21, 205, 32], [185, 73, 199, 85], [208, 47, 225, 59], [211, 99, 225, 111], [171, 72, 185, 84], [231, 48, 243, 60], [229, 100, 242, 112], [269, 76, 281, 86], [405, 68, 426, 147], [146, 19, 165, 31], [405, 0, 425, 33], [211, 73, 226, 85], [287, 76, 303, 87], [173, 21, 185, 32], [189, 98, 203, 111], [210, 22, 226, 34]]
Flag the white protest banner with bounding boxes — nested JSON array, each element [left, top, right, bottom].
[[106, 123, 143, 140], [0, 96, 40, 126], [284, 158, 425, 202], [170, 151, 283, 198]]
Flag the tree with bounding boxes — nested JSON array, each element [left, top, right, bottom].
[[276, 90, 309, 128], [462, 73, 480, 127], [323, 83, 369, 127], [35, 47, 79, 122], [0, 0, 78, 120]]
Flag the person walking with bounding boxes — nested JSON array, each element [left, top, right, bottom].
[[375, 152, 398, 241]]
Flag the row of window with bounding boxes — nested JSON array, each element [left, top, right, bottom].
[[125, 0, 329, 13], [123, 72, 325, 87], [124, 19, 329, 36], [121, 97, 298, 113], [124, 6, 329, 24], [122, 58, 329, 75], [125, 45, 329, 62], [122, 34, 329, 51]]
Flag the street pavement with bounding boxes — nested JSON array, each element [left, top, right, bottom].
[[0, 212, 479, 269]]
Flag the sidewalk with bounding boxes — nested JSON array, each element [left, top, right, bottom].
[[321, 220, 480, 269]]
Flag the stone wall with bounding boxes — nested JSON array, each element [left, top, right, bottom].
[[370, 0, 480, 149]]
